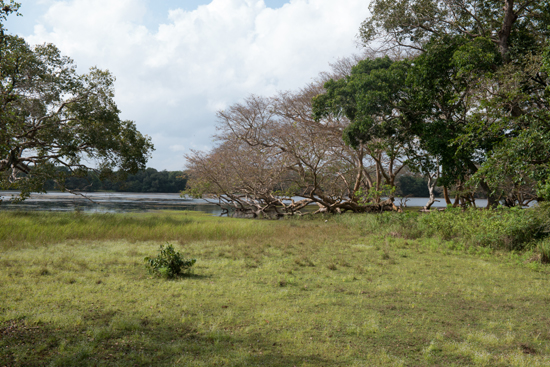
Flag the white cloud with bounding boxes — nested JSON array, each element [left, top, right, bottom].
[[24, 0, 370, 170], [169, 144, 186, 152]]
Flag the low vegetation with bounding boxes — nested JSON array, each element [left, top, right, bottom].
[[144, 244, 196, 279], [1, 207, 550, 366]]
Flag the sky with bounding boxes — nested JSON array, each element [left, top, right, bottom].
[[5, 0, 371, 171]]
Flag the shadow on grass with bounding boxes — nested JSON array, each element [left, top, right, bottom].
[[179, 273, 211, 280], [0, 319, 335, 367]]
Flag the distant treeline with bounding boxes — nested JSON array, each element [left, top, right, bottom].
[[42, 167, 451, 197], [44, 168, 187, 193]]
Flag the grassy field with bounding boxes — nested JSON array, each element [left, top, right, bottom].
[[1, 210, 550, 366]]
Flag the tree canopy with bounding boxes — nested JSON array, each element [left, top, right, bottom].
[[43, 167, 187, 193], [360, 0, 550, 61], [0, 1, 154, 201], [185, 60, 405, 216], [350, 0, 550, 206], [182, 0, 550, 213]]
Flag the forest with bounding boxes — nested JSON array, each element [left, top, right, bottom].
[[42, 168, 188, 193], [39, 168, 430, 195], [185, 0, 550, 216]]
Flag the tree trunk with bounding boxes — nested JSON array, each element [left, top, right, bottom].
[[443, 186, 452, 205], [477, 180, 499, 208], [453, 194, 460, 208], [352, 144, 364, 194], [423, 176, 437, 210], [374, 158, 382, 204], [465, 160, 498, 208], [498, 0, 517, 62]]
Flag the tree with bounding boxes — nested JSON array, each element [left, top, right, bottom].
[[185, 140, 311, 218], [465, 45, 550, 205], [0, 2, 154, 200], [43, 167, 187, 193], [185, 57, 400, 216], [360, 0, 550, 62], [356, 0, 550, 207], [313, 56, 419, 206], [402, 36, 498, 203]]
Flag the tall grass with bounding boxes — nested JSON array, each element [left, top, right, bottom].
[[417, 206, 548, 249], [2, 204, 549, 253], [0, 211, 280, 250], [332, 204, 550, 251], [2, 205, 548, 253]]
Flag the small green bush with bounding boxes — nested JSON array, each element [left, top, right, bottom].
[[144, 244, 196, 279]]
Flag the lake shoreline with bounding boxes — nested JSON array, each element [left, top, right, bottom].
[[0, 190, 492, 215], [0, 191, 223, 214]]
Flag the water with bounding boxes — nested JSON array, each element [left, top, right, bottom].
[[0, 191, 224, 215], [0, 191, 494, 215], [396, 197, 488, 208]]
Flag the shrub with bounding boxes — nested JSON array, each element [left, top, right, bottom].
[[144, 244, 196, 279], [416, 206, 546, 250], [335, 204, 549, 252]]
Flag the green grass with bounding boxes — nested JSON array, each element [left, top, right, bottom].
[[0, 211, 280, 251], [1, 210, 550, 366]]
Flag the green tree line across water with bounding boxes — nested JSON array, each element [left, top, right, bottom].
[[44, 167, 434, 196], [43, 168, 187, 193]]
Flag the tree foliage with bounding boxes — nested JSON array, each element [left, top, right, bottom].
[[185, 58, 403, 216], [351, 0, 550, 207], [360, 0, 550, 61], [186, 0, 550, 212], [42, 167, 187, 193], [0, 2, 154, 201]]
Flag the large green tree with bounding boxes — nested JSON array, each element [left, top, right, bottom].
[[360, 0, 550, 62], [312, 54, 460, 209], [404, 36, 501, 198], [312, 57, 410, 194], [0, 1, 154, 200], [471, 44, 550, 203], [353, 0, 550, 206]]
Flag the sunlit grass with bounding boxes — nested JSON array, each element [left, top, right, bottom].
[[0, 211, 283, 250], [1, 210, 549, 366]]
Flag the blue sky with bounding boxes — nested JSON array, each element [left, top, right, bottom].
[[5, 0, 371, 170]]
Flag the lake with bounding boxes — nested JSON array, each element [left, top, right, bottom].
[[0, 191, 224, 215], [0, 191, 492, 215]]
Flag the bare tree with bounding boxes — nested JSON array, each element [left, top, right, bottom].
[[185, 57, 406, 216]]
